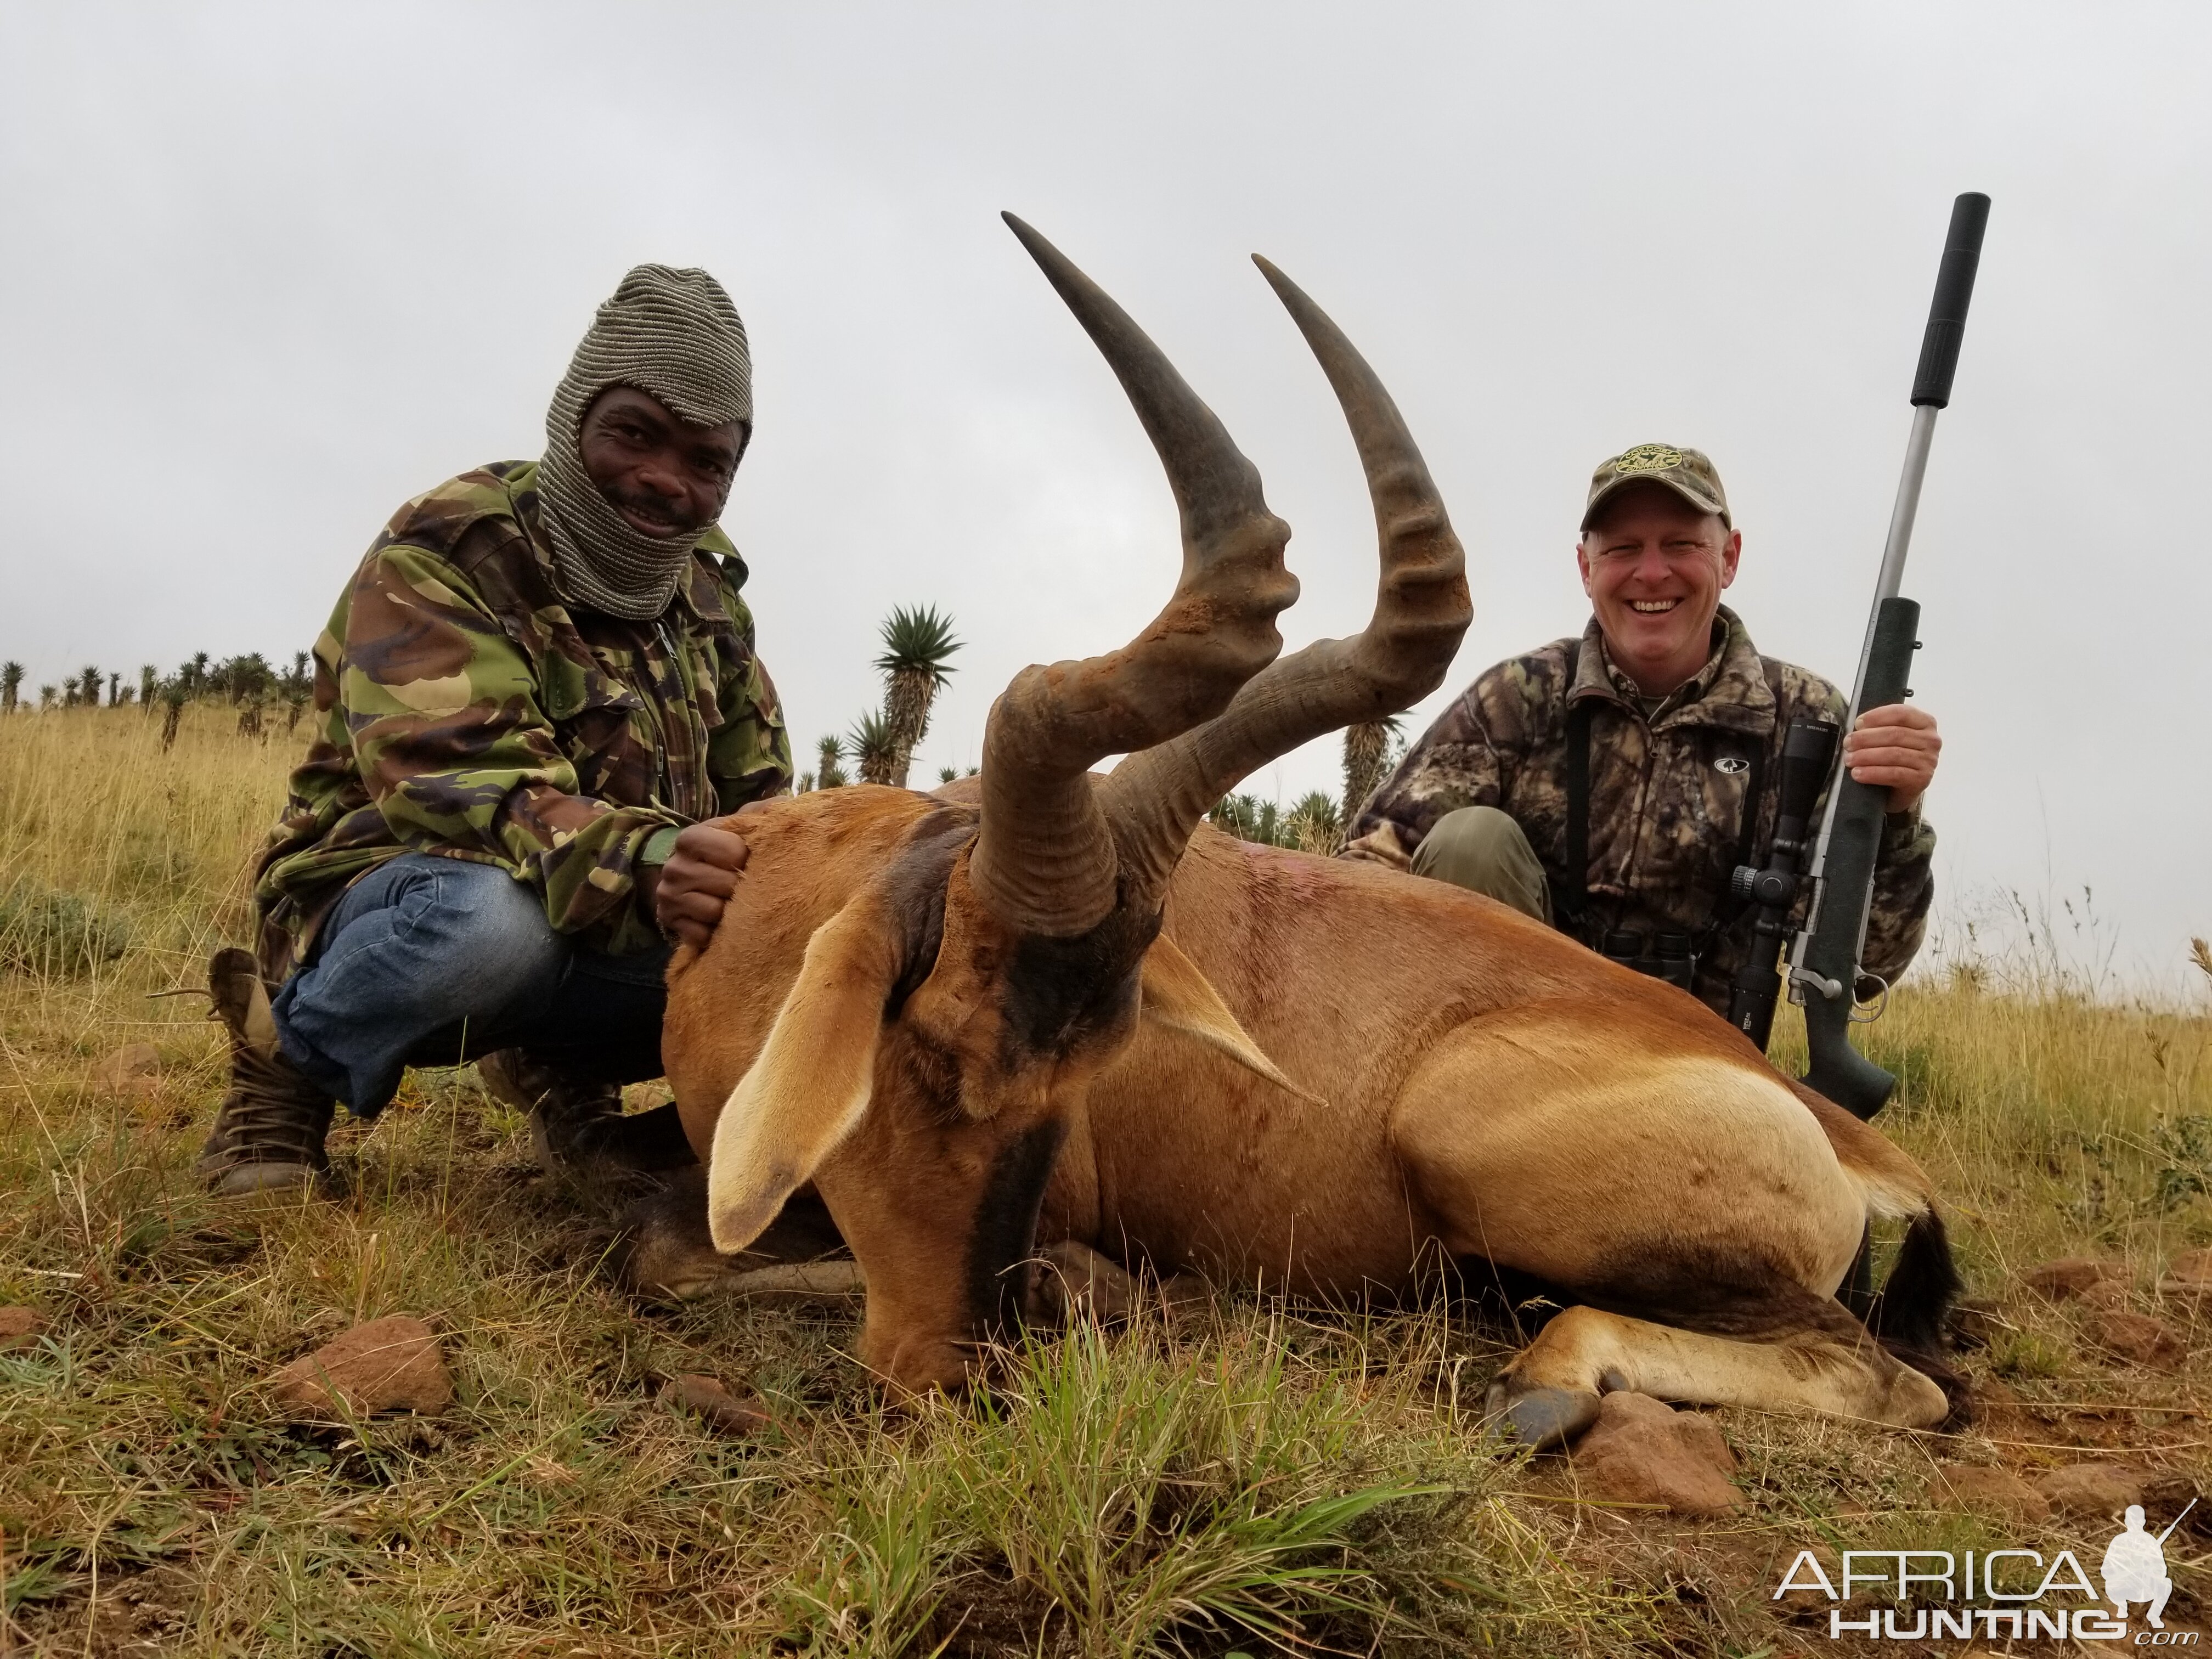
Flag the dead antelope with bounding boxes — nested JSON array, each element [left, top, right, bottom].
[[656, 215, 1961, 1446]]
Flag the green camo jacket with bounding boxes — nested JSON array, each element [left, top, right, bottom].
[[1342, 606, 1936, 1015], [252, 460, 792, 980]]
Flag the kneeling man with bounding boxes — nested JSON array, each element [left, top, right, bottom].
[[199, 264, 791, 1195], [1345, 443, 1939, 1019]]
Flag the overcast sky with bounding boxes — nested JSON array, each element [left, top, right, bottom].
[[3, 4, 2205, 990]]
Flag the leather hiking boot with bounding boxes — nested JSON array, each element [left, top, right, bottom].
[[197, 947, 335, 1197], [477, 1049, 697, 1183]]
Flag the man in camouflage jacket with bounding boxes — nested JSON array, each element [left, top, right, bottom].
[[200, 266, 793, 1197], [1344, 443, 1940, 1019]]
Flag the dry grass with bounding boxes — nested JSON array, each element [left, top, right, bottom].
[[3, 706, 2210, 1656]]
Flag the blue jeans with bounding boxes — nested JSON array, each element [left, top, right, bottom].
[[270, 854, 671, 1118]]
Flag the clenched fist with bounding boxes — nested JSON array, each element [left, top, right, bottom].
[[1842, 703, 1942, 815], [641, 818, 753, 950]]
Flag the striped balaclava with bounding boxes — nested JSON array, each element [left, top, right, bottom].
[[538, 263, 753, 620]]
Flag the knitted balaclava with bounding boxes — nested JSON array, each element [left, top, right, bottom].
[[537, 264, 753, 620]]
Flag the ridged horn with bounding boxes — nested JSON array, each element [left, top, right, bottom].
[[1097, 256, 1471, 905], [972, 216, 1299, 936]]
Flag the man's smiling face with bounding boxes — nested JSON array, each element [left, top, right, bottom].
[[578, 385, 747, 538], [1576, 482, 1741, 696]]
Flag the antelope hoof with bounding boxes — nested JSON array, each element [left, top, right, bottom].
[[1026, 1239, 1144, 1327], [1485, 1381, 1602, 1451]]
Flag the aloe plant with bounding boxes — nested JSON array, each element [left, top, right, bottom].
[[873, 605, 961, 788]]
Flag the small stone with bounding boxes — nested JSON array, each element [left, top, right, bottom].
[[2158, 1248, 2212, 1310], [1927, 1463, 2052, 1521], [2020, 1257, 2123, 1301], [0, 1306, 46, 1350], [88, 1042, 162, 1099], [1949, 1297, 2006, 1350], [271, 1316, 453, 1418], [1568, 1391, 1741, 1516], [661, 1373, 772, 1437], [2034, 1461, 2146, 1520], [2091, 1309, 2186, 1370], [1972, 1374, 2022, 1408]]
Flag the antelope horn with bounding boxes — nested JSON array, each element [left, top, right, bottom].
[[1099, 257, 1471, 906], [973, 216, 1299, 936]]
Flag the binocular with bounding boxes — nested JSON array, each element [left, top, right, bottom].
[[1600, 928, 1697, 991]]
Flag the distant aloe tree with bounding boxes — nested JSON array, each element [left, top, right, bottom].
[[815, 734, 848, 790], [873, 605, 961, 788], [38, 685, 57, 711], [1284, 790, 1344, 856], [139, 664, 159, 716], [280, 650, 313, 731], [938, 765, 958, 785], [1340, 715, 1404, 830], [106, 671, 123, 707], [1209, 794, 1280, 846], [1, 662, 21, 714], [184, 652, 210, 697], [158, 676, 188, 750], [848, 710, 901, 787], [209, 652, 275, 704]]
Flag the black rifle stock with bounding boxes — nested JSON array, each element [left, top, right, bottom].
[[1726, 718, 1837, 1052], [1789, 193, 1988, 1119]]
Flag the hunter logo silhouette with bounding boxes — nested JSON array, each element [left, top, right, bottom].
[[2103, 1500, 2190, 1629]]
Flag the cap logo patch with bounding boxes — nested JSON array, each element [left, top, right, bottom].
[[1715, 755, 1750, 775], [1616, 444, 1685, 475]]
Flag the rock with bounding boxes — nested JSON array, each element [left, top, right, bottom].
[[88, 1042, 162, 1099], [1927, 1463, 2052, 1521], [2158, 1248, 2212, 1310], [2019, 1257, 2123, 1302], [2034, 1462, 2146, 1520], [0, 1306, 46, 1350], [661, 1373, 772, 1437], [1567, 1391, 1741, 1516], [1972, 1374, 2022, 1408], [2079, 1276, 2131, 1310], [271, 1316, 453, 1418], [2091, 1309, 2186, 1369], [1949, 1297, 2007, 1350]]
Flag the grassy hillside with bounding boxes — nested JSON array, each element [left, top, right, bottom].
[[3, 707, 2209, 1656]]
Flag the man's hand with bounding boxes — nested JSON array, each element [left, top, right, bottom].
[[1841, 703, 1942, 815], [643, 819, 752, 950]]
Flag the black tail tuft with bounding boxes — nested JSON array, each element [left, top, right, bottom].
[[1869, 1207, 1972, 1430], [1867, 1207, 1963, 1352]]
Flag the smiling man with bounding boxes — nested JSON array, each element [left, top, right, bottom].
[[197, 265, 792, 1196], [1344, 443, 1939, 1019]]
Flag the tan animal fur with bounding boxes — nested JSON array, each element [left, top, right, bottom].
[[655, 218, 1957, 1446]]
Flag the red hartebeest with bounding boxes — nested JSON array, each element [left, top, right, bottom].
[[650, 216, 1959, 1447]]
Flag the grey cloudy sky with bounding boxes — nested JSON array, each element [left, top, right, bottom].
[[3, 3, 2205, 988]]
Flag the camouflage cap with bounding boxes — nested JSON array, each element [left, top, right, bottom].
[[1581, 443, 1730, 531]]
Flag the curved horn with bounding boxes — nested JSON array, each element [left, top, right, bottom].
[[973, 216, 1298, 936], [1099, 257, 1471, 905]]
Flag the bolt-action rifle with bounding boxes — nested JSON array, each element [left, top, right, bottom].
[[1726, 193, 1990, 1119]]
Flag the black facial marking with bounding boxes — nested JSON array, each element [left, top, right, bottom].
[[877, 806, 973, 1019], [965, 1116, 1068, 1340], [999, 902, 1161, 1065]]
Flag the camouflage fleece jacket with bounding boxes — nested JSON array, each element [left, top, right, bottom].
[[1342, 606, 1935, 1014], [252, 461, 792, 980]]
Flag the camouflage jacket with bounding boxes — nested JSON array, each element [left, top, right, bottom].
[[1343, 606, 1935, 1014], [252, 461, 792, 979]]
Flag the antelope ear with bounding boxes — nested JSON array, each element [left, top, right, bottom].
[[1139, 933, 1318, 1104], [707, 895, 900, 1253]]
